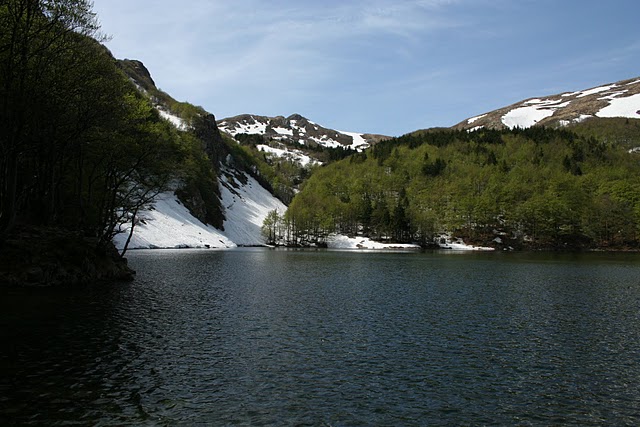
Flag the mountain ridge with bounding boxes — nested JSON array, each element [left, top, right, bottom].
[[218, 113, 390, 151], [116, 59, 287, 249], [452, 76, 640, 131]]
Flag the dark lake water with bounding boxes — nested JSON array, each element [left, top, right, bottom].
[[2, 249, 640, 426]]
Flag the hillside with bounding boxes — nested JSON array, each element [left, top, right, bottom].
[[122, 69, 640, 252], [218, 113, 389, 170], [219, 113, 388, 150], [282, 124, 640, 250], [453, 77, 640, 131], [116, 59, 287, 249]]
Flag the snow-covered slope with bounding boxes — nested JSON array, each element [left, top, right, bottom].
[[114, 170, 287, 250], [115, 59, 289, 250], [218, 170, 287, 246], [454, 77, 640, 130], [112, 193, 235, 250], [218, 113, 387, 151]]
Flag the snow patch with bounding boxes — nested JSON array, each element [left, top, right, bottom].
[[575, 114, 592, 123], [501, 99, 570, 129], [437, 235, 494, 251], [467, 114, 487, 124], [327, 234, 420, 250], [338, 130, 370, 150], [596, 93, 640, 119], [219, 172, 287, 246], [598, 90, 629, 101], [502, 105, 556, 129], [220, 117, 268, 136], [273, 126, 293, 136], [112, 193, 235, 250], [559, 114, 593, 127], [257, 144, 319, 167], [157, 109, 188, 131], [310, 135, 342, 149]]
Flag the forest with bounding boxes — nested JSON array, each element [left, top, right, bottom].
[[266, 122, 640, 250], [0, 0, 249, 284]]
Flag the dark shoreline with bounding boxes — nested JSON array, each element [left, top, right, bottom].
[[0, 227, 134, 288]]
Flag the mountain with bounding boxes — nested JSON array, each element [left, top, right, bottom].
[[453, 77, 640, 131], [117, 59, 640, 252], [219, 113, 388, 150], [279, 75, 640, 251], [116, 60, 286, 249], [218, 113, 389, 168]]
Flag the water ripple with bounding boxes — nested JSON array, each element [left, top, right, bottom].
[[2, 249, 640, 425]]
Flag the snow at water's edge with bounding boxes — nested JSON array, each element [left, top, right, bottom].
[[327, 235, 421, 250], [113, 172, 287, 251], [326, 234, 494, 251], [112, 193, 235, 250], [436, 234, 495, 251], [219, 172, 287, 246]]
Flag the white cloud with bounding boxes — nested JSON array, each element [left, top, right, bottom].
[[92, 0, 640, 136]]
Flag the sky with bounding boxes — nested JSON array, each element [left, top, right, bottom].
[[91, 0, 640, 136]]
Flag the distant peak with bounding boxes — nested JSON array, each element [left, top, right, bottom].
[[453, 75, 640, 131]]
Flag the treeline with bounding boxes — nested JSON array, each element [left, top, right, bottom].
[[0, 0, 219, 255], [269, 123, 640, 249]]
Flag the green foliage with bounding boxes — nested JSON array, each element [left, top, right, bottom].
[[232, 133, 325, 205], [284, 125, 640, 249], [0, 0, 188, 252]]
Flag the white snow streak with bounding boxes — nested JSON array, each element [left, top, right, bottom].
[[158, 109, 188, 130], [576, 84, 618, 98], [338, 130, 369, 150], [467, 114, 487, 124], [596, 93, 640, 118], [219, 173, 287, 246], [113, 193, 235, 250]]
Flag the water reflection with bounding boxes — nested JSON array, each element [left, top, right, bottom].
[[2, 249, 640, 425]]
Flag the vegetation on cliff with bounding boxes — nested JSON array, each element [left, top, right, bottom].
[[0, 0, 229, 284]]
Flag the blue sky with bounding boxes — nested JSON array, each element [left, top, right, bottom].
[[92, 0, 640, 136]]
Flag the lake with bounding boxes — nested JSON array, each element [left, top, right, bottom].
[[2, 249, 640, 425]]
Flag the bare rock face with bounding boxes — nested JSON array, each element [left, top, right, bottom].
[[193, 113, 227, 166], [118, 59, 156, 92]]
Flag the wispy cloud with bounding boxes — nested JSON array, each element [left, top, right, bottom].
[[93, 0, 640, 135], [96, 0, 471, 106]]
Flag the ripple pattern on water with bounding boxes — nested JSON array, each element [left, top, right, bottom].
[[2, 249, 640, 425]]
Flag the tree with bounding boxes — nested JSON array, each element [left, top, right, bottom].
[[262, 209, 281, 245], [0, 0, 103, 240]]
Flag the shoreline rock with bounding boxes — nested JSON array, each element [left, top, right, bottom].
[[0, 227, 135, 287]]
